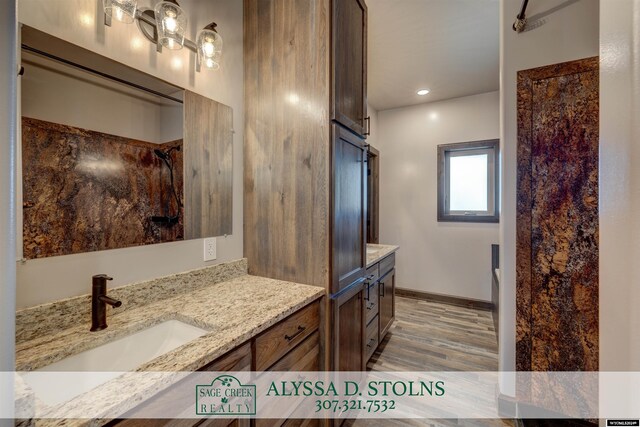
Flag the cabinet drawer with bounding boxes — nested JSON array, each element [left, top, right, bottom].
[[199, 342, 251, 372], [256, 334, 319, 427], [379, 253, 395, 278], [255, 301, 320, 371], [268, 331, 320, 371], [366, 264, 379, 283], [365, 315, 379, 362], [364, 281, 379, 325]]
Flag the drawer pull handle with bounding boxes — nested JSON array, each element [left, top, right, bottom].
[[285, 325, 306, 341], [364, 275, 375, 300], [366, 338, 376, 348]]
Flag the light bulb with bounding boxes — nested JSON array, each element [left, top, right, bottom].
[[164, 15, 177, 33], [204, 41, 215, 56]]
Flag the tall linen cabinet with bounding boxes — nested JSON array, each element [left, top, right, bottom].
[[244, 0, 369, 371]]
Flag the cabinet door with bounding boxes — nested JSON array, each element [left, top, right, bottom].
[[184, 91, 233, 239], [332, 282, 365, 371], [379, 269, 395, 340], [332, 0, 368, 137], [332, 125, 367, 294]]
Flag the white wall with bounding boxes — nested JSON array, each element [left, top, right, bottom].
[[377, 91, 500, 302], [0, 1, 18, 422], [499, 0, 599, 388], [16, 0, 244, 308], [600, 0, 640, 373]]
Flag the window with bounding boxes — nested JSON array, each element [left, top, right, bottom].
[[437, 139, 499, 223]]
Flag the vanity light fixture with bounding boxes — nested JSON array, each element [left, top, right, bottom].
[[417, 89, 430, 96], [197, 23, 223, 71], [102, 0, 222, 72], [154, 0, 187, 50]]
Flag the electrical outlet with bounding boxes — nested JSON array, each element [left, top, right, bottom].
[[203, 237, 217, 261]]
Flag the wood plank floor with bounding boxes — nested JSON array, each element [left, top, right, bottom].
[[345, 296, 513, 427], [369, 297, 499, 372]]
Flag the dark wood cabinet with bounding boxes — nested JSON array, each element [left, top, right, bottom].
[[379, 268, 396, 339], [362, 254, 396, 365], [332, 282, 365, 371], [332, 125, 367, 294], [245, 0, 369, 374], [332, 0, 368, 137]]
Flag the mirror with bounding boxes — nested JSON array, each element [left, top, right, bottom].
[[20, 26, 233, 260]]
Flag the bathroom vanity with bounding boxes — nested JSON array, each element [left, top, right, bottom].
[[15, 260, 324, 426], [363, 245, 398, 363]]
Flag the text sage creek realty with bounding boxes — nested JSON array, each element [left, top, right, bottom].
[[267, 380, 445, 398]]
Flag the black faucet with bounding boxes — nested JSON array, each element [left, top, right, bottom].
[[90, 274, 122, 332]]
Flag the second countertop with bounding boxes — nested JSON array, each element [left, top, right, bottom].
[[366, 243, 399, 268]]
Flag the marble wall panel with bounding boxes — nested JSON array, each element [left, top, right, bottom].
[[516, 57, 599, 372], [22, 117, 184, 259]]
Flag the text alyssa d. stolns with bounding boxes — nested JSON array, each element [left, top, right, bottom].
[[266, 379, 445, 398]]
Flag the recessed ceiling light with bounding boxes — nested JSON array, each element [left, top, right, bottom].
[[417, 89, 430, 96]]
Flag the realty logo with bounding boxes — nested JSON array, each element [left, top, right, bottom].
[[196, 375, 256, 416]]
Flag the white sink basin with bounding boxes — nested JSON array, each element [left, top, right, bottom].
[[366, 248, 378, 255], [21, 320, 208, 406]]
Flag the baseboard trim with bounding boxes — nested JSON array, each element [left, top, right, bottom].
[[396, 288, 494, 311], [496, 386, 518, 418]]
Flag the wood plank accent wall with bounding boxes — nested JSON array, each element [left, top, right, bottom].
[[516, 57, 599, 372], [183, 91, 233, 239], [244, 0, 331, 288]]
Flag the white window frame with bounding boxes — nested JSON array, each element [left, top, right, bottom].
[[437, 139, 500, 223]]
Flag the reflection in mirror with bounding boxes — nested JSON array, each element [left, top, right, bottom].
[[20, 26, 233, 260]]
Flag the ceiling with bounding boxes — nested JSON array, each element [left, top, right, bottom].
[[367, 0, 499, 111]]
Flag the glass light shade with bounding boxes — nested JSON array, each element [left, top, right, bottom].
[[197, 27, 223, 70], [154, 1, 187, 50], [104, 0, 138, 24]]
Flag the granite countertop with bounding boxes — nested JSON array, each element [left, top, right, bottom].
[[14, 260, 324, 424], [366, 244, 399, 268], [16, 275, 324, 373]]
